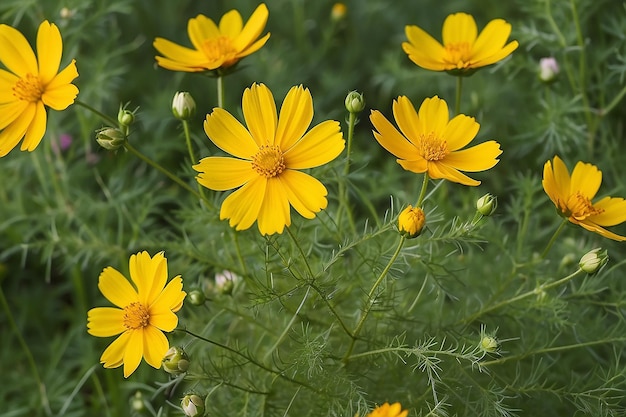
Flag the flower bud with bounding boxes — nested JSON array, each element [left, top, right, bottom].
[[95, 127, 126, 150], [398, 205, 425, 239], [579, 248, 608, 275], [331, 3, 347, 22], [539, 57, 559, 83], [480, 335, 500, 353], [172, 92, 196, 121], [476, 193, 497, 216], [118, 106, 135, 127], [181, 394, 205, 417], [215, 270, 239, 295], [129, 391, 146, 413], [345, 90, 365, 113], [162, 346, 190, 375], [187, 289, 206, 306]]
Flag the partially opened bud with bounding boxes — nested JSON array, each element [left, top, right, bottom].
[[181, 394, 205, 417], [162, 346, 190, 375], [579, 248, 608, 274], [539, 57, 560, 83], [96, 127, 126, 150], [476, 193, 497, 216], [345, 90, 365, 113], [172, 92, 196, 121], [398, 205, 425, 238]]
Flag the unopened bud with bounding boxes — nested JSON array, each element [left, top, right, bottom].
[[476, 193, 497, 216], [118, 106, 135, 127], [162, 346, 190, 375], [579, 248, 608, 275], [181, 394, 205, 417], [345, 90, 365, 113], [172, 92, 196, 121], [96, 127, 126, 150], [215, 270, 239, 295], [480, 335, 500, 353], [130, 391, 146, 413], [398, 205, 425, 239], [539, 57, 559, 83], [187, 289, 206, 306]]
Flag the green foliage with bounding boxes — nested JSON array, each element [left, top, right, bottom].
[[2, 0, 626, 416]]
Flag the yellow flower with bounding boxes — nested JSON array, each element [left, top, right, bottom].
[[366, 402, 409, 417], [542, 156, 626, 241], [87, 251, 186, 378], [0, 20, 78, 157], [153, 3, 270, 73], [398, 205, 425, 238], [193, 83, 345, 235], [370, 95, 502, 186], [402, 12, 518, 74]]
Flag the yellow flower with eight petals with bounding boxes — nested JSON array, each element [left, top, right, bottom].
[[193, 83, 345, 235], [366, 402, 409, 417], [0, 20, 78, 157], [153, 3, 270, 73], [87, 251, 186, 378], [370, 95, 502, 186], [542, 156, 626, 241], [403, 12, 518, 75]]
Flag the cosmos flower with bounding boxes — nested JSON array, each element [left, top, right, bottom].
[[193, 83, 344, 235], [542, 156, 626, 241], [0, 20, 78, 156], [366, 402, 409, 417]]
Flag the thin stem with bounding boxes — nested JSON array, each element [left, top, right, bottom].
[[74, 99, 118, 126], [416, 172, 430, 207], [541, 218, 568, 259], [455, 76, 463, 115], [182, 119, 209, 204], [337, 111, 357, 233], [343, 235, 406, 363], [0, 284, 51, 415], [217, 75, 224, 108], [600, 80, 626, 117]]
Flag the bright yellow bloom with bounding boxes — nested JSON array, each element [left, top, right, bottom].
[[366, 402, 409, 417], [153, 3, 270, 73], [370, 95, 502, 186], [542, 156, 626, 241], [398, 205, 425, 238], [402, 12, 518, 74], [87, 251, 186, 378], [193, 83, 345, 235], [0, 20, 78, 157]]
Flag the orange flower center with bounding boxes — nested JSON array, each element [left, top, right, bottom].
[[202, 36, 238, 67], [564, 192, 604, 220], [123, 302, 150, 330], [252, 145, 285, 178], [418, 132, 448, 161], [13, 73, 44, 102], [444, 42, 472, 69]]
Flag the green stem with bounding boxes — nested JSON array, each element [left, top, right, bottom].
[[0, 284, 51, 415], [182, 119, 209, 204], [455, 76, 463, 115], [541, 218, 568, 259], [337, 111, 357, 233], [217, 75, 224, 108], [343, 235, 407, 363], [600, 81, 626, 117], [416, 172, 430, 207], [74, 99, 118, 126]]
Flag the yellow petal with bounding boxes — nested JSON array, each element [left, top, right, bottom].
[[142, 325, 170, 369], [542, 159, 560, 206], [219, 9, 243, 38], [443, 114, 479, 151], [188, 14, 220, 50], [123, 329, 144, 378], [153, 38, 209, 70], [275, 85, 313, 151], [284, 120, 344, 169], [397, 158, 428, 173], [257, 177, 291, 235], [551, 156, 572, 202], [281, 169, 328, 219], [42, 60, 79, 110], [20, 101, 46, 152], [570, 161, 601, 199], [0, 102, 35, 157], [0, 24, 38, 76], [392, 96, 421, 144], [98, 266, 137, 308], [0, 100, 28, 130], [417, 96, 449, 139], [36, 21, 62, 85], [429, 161, 481, 186], [472, 40, 518, 68], [577, 220, 626, 242], [370, 109, 418, 160], [403, 25, 446, 71], [129, 251, 167, 306], [204, 108, 259, 158], [471, 19, 513, 61], [236, 33, 271, 59], [87, 307, 126, 337], [242, 83, 276, 146], [194, 156, 255, 191], [220, 175, 266, 231], [151, 275, 186, 315], [591, 197, 626, 226], [100, 330, 131, 369], [233, 3, 269, 52], [442, 141, 502, 172], [442, 13, 477, 46]]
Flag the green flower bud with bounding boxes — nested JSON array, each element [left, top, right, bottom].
[[187, 289, 206, 306], [172, 92, 196, 121], [118, 106, 135, 127], [345, 90, 365, 113], [215, 270, 239, 295], [480, 335, 500, 353], [96, 127, 126, 150], [398, 205, 425, 239], [129, 391, 146, 413], [579, 248, 608, 275], [181, 394, 205, 417], [162, 346, 190, 375], [476, 193, 497, 216]]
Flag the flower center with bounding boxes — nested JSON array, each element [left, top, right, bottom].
[[13, 73, 44, 102], [418, 132, 448, 161], [444, 42, 472, 69], [202, 36, 237, 67], [564, 192, 604, 220], [252, 145, 286, 178], [123, 302, 150, 330]]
